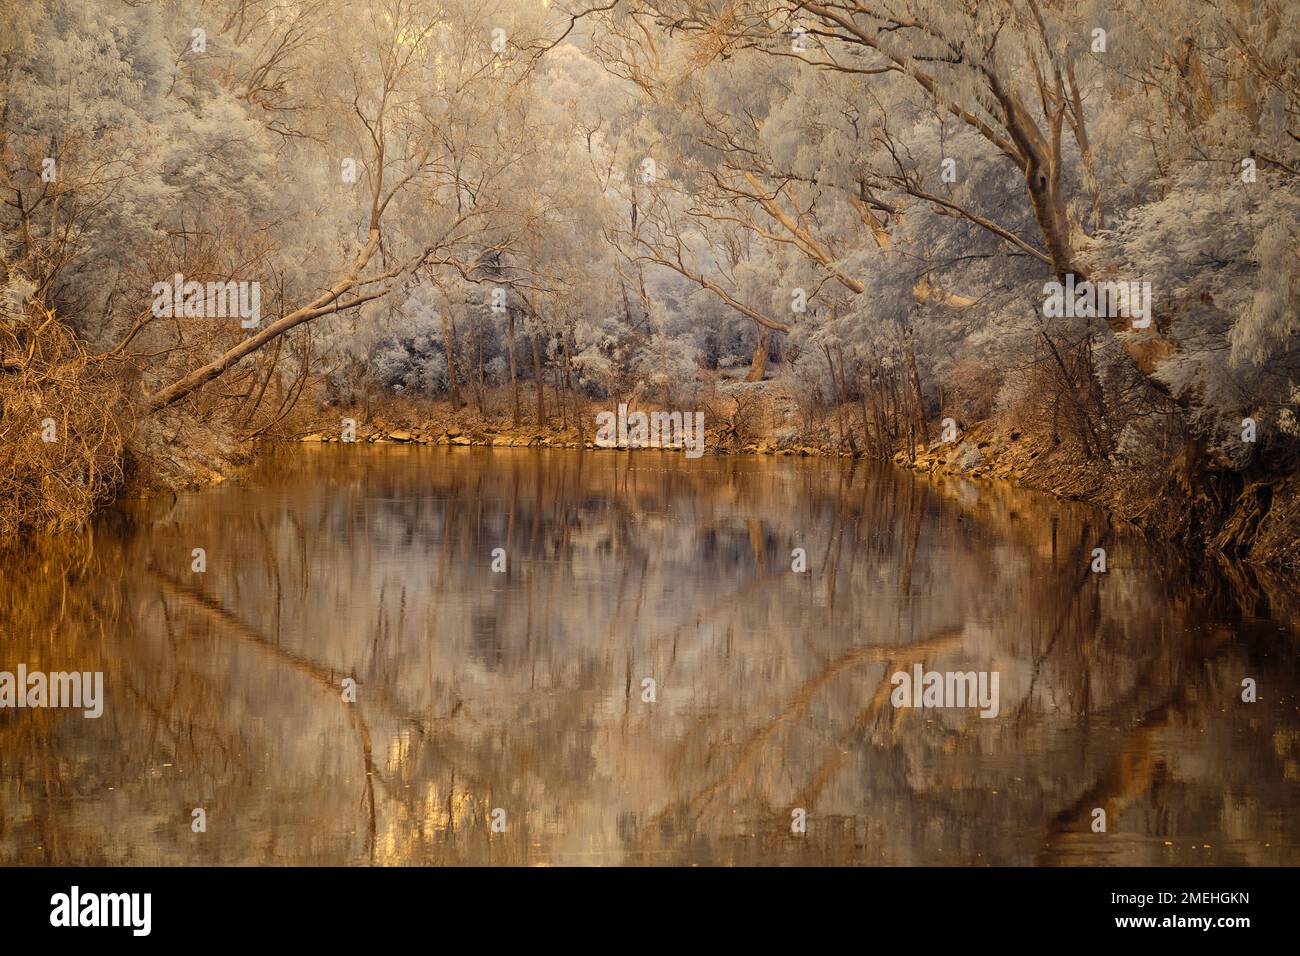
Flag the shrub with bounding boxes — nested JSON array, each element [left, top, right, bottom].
[[0, 274, 128, 534]]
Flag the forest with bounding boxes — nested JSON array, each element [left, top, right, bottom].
[[1, 0, 1298, 564]]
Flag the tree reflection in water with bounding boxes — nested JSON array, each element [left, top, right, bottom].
[[2, 446, 1297, 865]]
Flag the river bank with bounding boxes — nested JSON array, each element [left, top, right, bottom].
[[259, 394, 1299, 572]]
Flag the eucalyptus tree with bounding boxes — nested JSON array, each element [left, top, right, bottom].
[[569, 0, 1298, 470], [143, 0, 557, 411]]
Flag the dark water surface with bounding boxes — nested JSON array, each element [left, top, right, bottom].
[[2, 446, 1298, 865]]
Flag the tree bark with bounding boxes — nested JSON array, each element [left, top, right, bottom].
[[561, 332, 575, 429], [508, 308, 521, 427], [745, 326, 771, 382], [905, 331, 928, 444], [473, 311, 485, 416], [531, 332, 545, 427], [144, 229, 384, 410], [442, 310, 460, 409]]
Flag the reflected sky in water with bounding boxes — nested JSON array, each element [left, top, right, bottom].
[[2, 446, 1298, 865]]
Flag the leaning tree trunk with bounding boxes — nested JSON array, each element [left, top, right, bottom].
[[144, 229, 384, 410]]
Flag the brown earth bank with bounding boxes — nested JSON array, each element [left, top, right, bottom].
[[892, 420, 1300, 572]]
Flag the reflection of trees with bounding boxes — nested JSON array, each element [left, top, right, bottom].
[[148, 569, 378, 862], [2, 447, 1298, 865]]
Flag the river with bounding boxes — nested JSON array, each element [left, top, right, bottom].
[[2, 446, 1297, 865]]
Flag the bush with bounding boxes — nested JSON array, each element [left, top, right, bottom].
[[0, 273, 129, 534], [944, 358, 1003, 422]]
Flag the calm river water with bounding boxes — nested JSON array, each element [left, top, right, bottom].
[[1, 446, 1297, 865]]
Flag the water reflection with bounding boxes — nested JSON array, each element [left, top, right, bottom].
[[1, 446, 1298, 865]]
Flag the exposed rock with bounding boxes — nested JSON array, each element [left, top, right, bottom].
[[953, 441, 984, 471]]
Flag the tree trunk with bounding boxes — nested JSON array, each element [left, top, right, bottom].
[[561, 333, 575, 430], [442, 311, 460, 409], [144, 229, 384, 410], [745, 326, 771, 382], [508, 308, 520, 427], [474, 312, 485, 416], [835, 344, 856, 455], [531, 333, 545, 427], [904, 331, 928, 444], [824, 344, 844, 450]]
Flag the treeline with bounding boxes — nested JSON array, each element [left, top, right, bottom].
[[1, 0, 1297, 551]]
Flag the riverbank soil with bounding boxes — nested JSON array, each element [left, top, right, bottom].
[[893, 420, 1300, 570]]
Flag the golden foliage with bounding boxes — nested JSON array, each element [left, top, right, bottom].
[[0, 274, 130, 535]]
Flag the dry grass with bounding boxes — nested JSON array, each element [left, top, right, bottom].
[[0, 278, 130, 535]]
